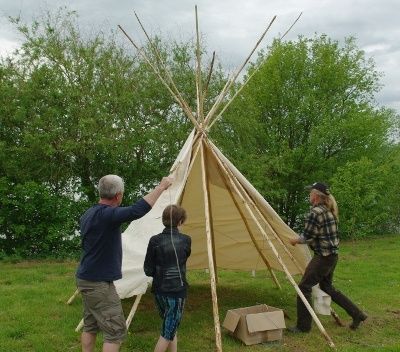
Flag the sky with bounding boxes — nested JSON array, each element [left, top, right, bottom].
[[0, 0, 399, 113]]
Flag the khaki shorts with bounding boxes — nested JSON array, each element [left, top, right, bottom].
[[76, 279, 127, 343]]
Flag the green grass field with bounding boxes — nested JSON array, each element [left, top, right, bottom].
[[0, 236, 399, 351]]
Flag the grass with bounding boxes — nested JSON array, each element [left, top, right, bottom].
[[0, 235, 399, 351]]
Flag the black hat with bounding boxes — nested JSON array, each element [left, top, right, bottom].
[[305, 182, 330, 195]]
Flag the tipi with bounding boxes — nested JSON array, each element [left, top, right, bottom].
[[70, 7, 337, 350]]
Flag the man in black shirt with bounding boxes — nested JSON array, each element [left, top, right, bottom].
[[76, 174, 172, 352]]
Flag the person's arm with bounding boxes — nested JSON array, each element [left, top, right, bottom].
[[143, 237, 156, 277], [110, 198, 152, 224], [289, 236, 305, 246], [186, 236, 191, 258], [290, 211, 318, 246], [109, 176, 173, 224], [143, 176, 173, 207]]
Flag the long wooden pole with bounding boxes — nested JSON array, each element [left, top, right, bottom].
[[202, 51, 216, 101], [204, 147, 218, 283], [207, 13, 303, 131], [132, 12, 200, 131], [200, 141, 222, 352], [207, 142, 335, 348], [118, 25, 201, 131], [206, 144, 281, 289], [176, 134, 203, 205], [203, 16, 277, 127], [125, 294, 143, 329]]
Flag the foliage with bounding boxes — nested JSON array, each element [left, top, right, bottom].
[[1, 8, 399, 256], [0, 8, 226, 256], [0, 177, 84, 257], [331, 153, 400, 239], [0, 8, 225, 204], [213, 35, 399, 234]]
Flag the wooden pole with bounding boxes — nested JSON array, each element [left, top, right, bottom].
[[207, 13, 303, 131], [207, 142, 335, 348], [200, 141, 222, 352], [66, 289, 79, 305], [118, 25, 201, 131], [132, 13, 201, 131], [176, 135, 203, 206], [126, 294, 143, 329], [203, 145, 219, 284], [75, 318, 84, 332], [202, 51, 216, 100], [203, 16, 277, 126], [206, 144, 282, 289], [194, 5, 204, 122]]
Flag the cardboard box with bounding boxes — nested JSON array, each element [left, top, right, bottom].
[[222, 304, 286, 345]]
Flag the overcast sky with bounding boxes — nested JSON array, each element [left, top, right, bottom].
[[1, 0, 399, 113]]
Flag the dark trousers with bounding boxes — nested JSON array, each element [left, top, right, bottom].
[[296, 254, 364, 332]]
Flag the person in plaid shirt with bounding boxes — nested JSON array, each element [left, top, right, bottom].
[[288, 182, 367, 333]]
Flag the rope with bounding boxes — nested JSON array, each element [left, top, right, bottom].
[[169, 189, 184, 287]]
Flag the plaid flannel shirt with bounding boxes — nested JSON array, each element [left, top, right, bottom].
[[299, 204, 339, 256]]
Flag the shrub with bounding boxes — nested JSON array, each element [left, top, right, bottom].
[[0, 178, 85, 258]]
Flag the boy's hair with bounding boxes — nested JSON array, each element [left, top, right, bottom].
[[162, 205, 187, 227]]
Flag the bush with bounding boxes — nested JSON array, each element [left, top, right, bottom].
[[331, 157, 400, 239], [0, 178, 85, 258]]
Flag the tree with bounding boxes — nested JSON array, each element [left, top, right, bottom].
[[0, 8, 227, 257], [330, 153, 400, 239], [213, 35, 397, 234]]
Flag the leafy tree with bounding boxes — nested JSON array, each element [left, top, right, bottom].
[[330, 154, 400, 239], [213, 35, 397, 234], [0, 177, 84, 257], [0, 8, 227, 257], [0, 8, 226, 203]]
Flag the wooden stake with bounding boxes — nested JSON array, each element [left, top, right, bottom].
[[200, 141, 222, 352], [207, 142, 335, 348], [126, 294, 143, 329], [66, 288, 79, 305]]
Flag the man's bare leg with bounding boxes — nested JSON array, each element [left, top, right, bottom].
[[81, 332, 96, 352], [103, 342, 121, 352]]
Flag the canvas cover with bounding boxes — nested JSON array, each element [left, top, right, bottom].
[[115, 130, 311, 299]]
